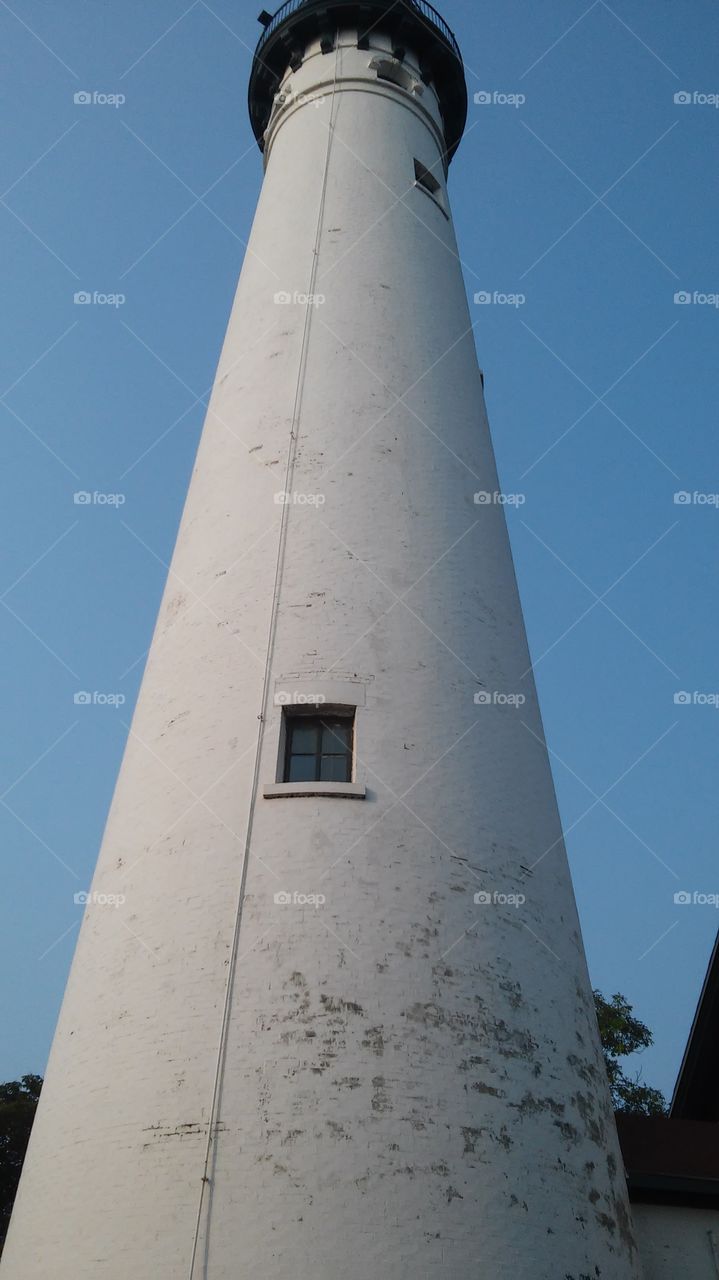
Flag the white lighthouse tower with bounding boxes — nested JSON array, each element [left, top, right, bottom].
[[2, 3, 642, 1277]]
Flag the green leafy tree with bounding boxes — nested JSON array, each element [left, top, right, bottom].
[[594, 991, 666, 1115], [0, 1075, 42, 1255]]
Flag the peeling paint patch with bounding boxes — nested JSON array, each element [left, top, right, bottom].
[[568, 1052, 600, 1085], [461, 1126, 481, 1154], [554, 1120, 580, 1144], [361, 1026, 384, 1055], [320, 994, 364, 1016], [498, 979, 523, 1010], [573, 1092, 603, 1144], [510, 1092, 565, 1118], [335, 1076, 361, 1090], [485, 1018, 538, 1060], [141, 1121, 207, 1140], [371, 1076, 391, 1113], [472, 1081, 504, 1098], [459, 1055, 488, 1071], [595, 1213, 615, 1235], [326, 1120, 351, 1140]]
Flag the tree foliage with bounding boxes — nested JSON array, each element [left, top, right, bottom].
[[594, 990, 667, 1115], [0, 1075, 42, 1254]]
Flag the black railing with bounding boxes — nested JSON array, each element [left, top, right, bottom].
[[255, 0, 462, 63]]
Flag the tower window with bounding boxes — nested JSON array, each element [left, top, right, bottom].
[[414, 158, 441, 197], [413, 159, 448, 219], [283, 712, 354, 783]]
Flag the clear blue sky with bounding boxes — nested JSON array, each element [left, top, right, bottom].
[[0, 0, 717, 1103]]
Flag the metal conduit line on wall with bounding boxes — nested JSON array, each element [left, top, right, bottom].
[[186, 38, 342, 1280]]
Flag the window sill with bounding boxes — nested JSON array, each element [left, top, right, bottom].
[[263, 781, 366, 800]]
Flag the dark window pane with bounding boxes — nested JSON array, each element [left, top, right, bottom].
[[288, 722, 319, 754], [283, 712, 354, 784], [320, 754, 351, 782], [321, 721, 351, 752], [288, 754, 317, 782]]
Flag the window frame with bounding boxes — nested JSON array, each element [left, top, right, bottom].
[[282, 707, 355, 785]]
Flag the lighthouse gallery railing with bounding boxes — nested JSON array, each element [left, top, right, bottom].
[[255, 0, 462, 65]]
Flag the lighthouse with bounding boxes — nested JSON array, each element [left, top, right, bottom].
[[2, 2, 642, 1277]]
